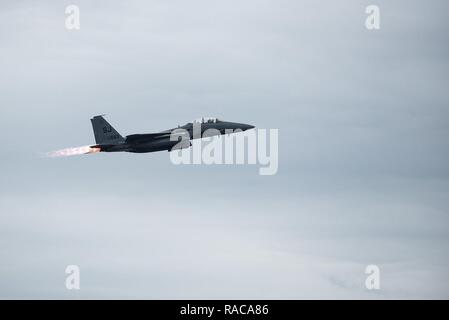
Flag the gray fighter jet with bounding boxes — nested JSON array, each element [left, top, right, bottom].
[[90, 115, 254, 153]]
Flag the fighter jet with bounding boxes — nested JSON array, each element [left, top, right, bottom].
[[89, 115, 255, 153]]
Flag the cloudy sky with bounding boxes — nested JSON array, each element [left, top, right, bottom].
[[0, 0, 448, 299]]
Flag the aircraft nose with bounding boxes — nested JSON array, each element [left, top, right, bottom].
[[241, 123, 255, 131]]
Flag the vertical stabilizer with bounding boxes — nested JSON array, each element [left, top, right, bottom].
[[90, 115, 125, 145]]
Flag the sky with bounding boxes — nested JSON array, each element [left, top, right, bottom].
[[0, 0, 448, 299]]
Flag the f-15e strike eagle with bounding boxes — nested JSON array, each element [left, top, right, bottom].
[[47, 115, 254, 157]]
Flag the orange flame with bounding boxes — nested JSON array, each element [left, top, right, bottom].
[[87, 147, 101, 154], [46, 145, 101, 158]]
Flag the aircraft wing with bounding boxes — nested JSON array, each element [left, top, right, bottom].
[[125, 133, 172, 143]]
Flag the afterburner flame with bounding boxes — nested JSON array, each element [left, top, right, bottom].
[[46, 145, 101, 158]]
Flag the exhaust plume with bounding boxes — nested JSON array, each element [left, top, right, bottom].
[[46, 145, 101, 158]]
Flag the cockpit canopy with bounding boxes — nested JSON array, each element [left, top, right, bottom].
[[191, 117, 221, 124]]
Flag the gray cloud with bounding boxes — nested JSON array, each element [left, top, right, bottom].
[[0, 0, 448, 298]]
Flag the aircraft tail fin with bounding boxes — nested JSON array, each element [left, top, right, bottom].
[[90, 115, 125, 145]]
